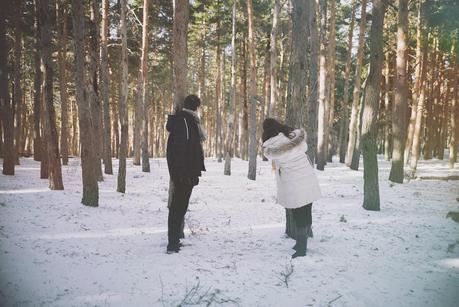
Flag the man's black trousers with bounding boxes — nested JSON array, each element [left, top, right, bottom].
[[168, 181, 194, 249]]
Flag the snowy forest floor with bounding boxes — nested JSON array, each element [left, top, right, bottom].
[[1, 155, 458, 307]]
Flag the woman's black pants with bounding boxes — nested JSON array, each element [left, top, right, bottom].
[[292, 203, 312, 227]]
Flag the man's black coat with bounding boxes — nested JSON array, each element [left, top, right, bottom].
[[166, 110, 205, 184]]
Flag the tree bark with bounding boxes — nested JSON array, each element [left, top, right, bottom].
[[361, 0, 387, 211], [117, 0, 129, 193], [33, 0, 42, 162], [247, 0, 257, 180], [39, 0, 64, 190], [286, 0, 308, 130], [268, 0, 280, 118], [101, 0, 113, 174], [57, 0, 69, 166], [224, 3, 237, 176], [404, 2, 422, 164], [327, 0, 337, 163], [89, 0, 103, 181], [241, 36, 248, 160], [409, 36, 428, 176], [72, 0, 98, 205], [13, 0, 23, 164], [346, 0, 367, 167], [338, 0, 356, 163], [172, 0, 189, 110], [448, 54, 458, 168], [383, 51, 392, 161], [316, 0, 328, 170], [138, 0, 150, 173], [389, 0, 408, 183], [0, 0, 15, 175], [307, 0, 319, 164], [285, 0, 309, 239]]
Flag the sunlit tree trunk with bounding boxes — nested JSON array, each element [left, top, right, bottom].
[[172, 0, 189, 111], [267, 0, 280, 118], [139, 0, 150, 173], [39, 0, 64, 190], [361, 0, 387, 211], [383, 51, 392, 161], [338, 0, 355, 163], [33, 0, 42, 162], [389, 0, 408, 183], [307, 0, 319, 163], [13, 0, 23, 164], [117, 0, 129, 193], [316, 0, 328, 170], [285, 0, 309, 239], [89, 0, 103, 181], [0, 0, 15, 175], [72, 0, 98, 205], [224, 3, 237, 176], [247, 0, 257, 180], [404, 2, 422, 164], [101, 0, 112, 174], [327, 0, 337, 163], [57, 0, 69, 166], [346, 0, 367, 167], [409, 34, 428, 176], [449, 54, 458, 168]]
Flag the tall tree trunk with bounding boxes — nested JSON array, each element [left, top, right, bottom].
[[383, 51, 392, 161], [449, 55, 458, 168], [247, 0, 257, 180], [215, 28, 222, 160], [117, 0, 129, 193], [33, 0, 42, 162], [389, 0, 408, 183], [57, 0, 69, 165], [285, 0, 309, 239], [40, 95, 49, 179], [268, 0, 280, 118], [307, 0, 319, 164], [13, 0, 23, 164], [241, 37, 249, 160], [72, 0, 98, 205], [101, 0, 112, 174], [361, 0, 387, 211], [338, 0, 356, 163], [326, 0, 337, 163], [346, 0, 367, 167], [316, 0, 328, 170], [286, 0, 308, 129], [224, 3, 236, 176], [404, 2, 422, 163], [172, 0, 189, 111], [89, 0, 103, 181], [0, 0, 15, 175], [409, 35, 428, 176], [139, 0, 150, 172], [39, 0, 64, 190]]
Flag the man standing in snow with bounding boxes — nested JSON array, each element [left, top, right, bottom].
[[166, 95, 206, 253]]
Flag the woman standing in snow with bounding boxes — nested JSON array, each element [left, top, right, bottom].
[[262, 118, 321, 258]]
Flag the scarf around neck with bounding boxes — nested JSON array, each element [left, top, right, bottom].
[[182, 108, 207, 142]]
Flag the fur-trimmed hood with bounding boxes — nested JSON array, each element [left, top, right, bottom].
[[263, 129, 307, 157]]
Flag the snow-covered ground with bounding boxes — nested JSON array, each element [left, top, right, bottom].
[[0, 156, 458, 307]]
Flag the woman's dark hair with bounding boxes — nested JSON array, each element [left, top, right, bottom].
[[183, 94, 201, 111], [262, 118, 293, 142]]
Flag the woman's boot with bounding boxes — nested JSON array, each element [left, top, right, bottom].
[[293, 224, 312, 250], [292, 227, 308, 258]]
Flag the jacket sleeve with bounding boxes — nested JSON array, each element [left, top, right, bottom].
[[171, 117, 189, 180]]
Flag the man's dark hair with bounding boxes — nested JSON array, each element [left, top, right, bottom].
[[183, 94, 201, 111]]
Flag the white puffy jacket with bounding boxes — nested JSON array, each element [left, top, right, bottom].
[[263, 129, 321, 209]]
